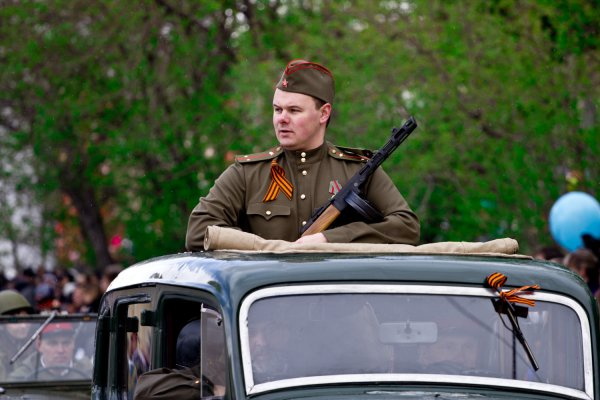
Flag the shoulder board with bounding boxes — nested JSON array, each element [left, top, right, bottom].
[[235, 146, 283, 163], [327, 143, 373, 162]]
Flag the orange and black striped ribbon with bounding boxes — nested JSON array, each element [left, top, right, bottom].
[[263, 159, 293, 202], [486, 272, 540, 307]]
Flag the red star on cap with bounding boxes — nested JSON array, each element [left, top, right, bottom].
[[282, 78, 288, 87]]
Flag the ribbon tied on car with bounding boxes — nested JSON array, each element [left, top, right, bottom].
[[486, 272, 541, 307]]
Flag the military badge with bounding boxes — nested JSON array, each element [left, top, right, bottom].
[[329, 180, 342, 196]]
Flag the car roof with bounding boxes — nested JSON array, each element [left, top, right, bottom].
[[107, 251, 592, 310]]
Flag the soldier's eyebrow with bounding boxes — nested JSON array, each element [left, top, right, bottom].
[[273, 102, 303, 110]]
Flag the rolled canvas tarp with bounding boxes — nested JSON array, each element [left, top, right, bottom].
[[203, 226, 525, 257]]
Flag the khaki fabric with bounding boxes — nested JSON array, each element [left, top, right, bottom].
[[133, 366, 216, 400], [204, 225, 526, 257], [8, 353, 92, 381], [0, 327, 34, 381], [186, 142, 420, 250]]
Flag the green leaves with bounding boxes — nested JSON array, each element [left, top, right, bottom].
[[0, 0, 598, 270]]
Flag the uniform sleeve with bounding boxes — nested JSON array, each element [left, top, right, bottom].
[[0, 351, 7, 380], [185, 163, 246, 251], [133, 367, 214, 399], [7, 362, 31, 381], [321, 167, 420, 244]]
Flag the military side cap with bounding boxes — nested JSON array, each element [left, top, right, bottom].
[[276, 59, 335, 104], [43, 322, 74, 336]]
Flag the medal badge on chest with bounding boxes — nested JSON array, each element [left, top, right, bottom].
[[329, 180, 342, 196]]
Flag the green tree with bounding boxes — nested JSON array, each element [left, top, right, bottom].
[[0, 0, 598, 274]]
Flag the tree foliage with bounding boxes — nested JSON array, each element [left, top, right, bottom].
[[0, 0, 598, 271]]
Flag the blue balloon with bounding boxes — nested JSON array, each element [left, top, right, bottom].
[[549, 192, 600, 252]]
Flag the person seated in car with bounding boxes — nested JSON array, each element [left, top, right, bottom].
[[134, 319, 226, 399], [417, 325, 480, 375], [248, 318, 293, 382], [0, 290, 35, 380], [9, 322, 92, 380]]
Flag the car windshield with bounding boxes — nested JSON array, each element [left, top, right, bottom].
[[242, 286, 588, 396], [0, 314, 96, 384]]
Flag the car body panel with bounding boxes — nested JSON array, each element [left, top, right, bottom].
[[96, 252, 599, 399]]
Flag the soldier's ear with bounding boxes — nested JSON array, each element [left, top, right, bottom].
[[320, 103, 332, 124]]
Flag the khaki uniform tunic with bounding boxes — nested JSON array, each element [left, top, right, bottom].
[[8, 353, 92, 380], [186, 142, 419, 250]]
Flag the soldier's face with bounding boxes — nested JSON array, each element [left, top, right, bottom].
[[6, 321, 30, 340], [273, 89, 330, 151], [37, 334, 75, 366], [418, 333, 478, 370]]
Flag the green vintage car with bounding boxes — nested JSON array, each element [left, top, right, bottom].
[[0, 312, 97, 399], [92, 251, 599, 400]]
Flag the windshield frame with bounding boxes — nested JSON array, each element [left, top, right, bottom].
[[0, 313, 97, 385], [239, 284, 593, 399]]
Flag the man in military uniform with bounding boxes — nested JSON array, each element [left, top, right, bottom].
[[186, 59, 419, 249], [9, 322, 92, 381], [0, 290, 35, 380]]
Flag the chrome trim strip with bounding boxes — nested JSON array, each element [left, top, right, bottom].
[[239, 284, 593, 398], [250, 374, 591, 399]]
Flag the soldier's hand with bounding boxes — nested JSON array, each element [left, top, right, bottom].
[[295, 233, 327, 244]]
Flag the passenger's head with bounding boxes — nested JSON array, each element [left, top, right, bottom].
[[418, 326, 479, 373], [37, 322, 75, 366], [176, 319, 200, 368], [249, 319, 292, 380], [0, 290, 33, 316], [0, 290, 34, 341]]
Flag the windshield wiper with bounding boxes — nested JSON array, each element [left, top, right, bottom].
[[492, 299, 539, 371], [10, 310, 58, 365], [486, 273, 540, 371]]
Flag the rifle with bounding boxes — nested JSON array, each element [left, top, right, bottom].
[[300, 116, 417, 236]]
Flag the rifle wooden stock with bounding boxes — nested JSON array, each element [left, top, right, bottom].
[[301, 204, 341, 236]]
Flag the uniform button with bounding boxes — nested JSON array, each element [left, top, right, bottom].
[[332, 149, 336, 154], [300, 194, 306, 200], [301, 152, 306, 157], [302, 170, 307, 176], [302, 221, 307, 226], [266, 210, 272, 216], [269, 151, 274, 155], [301, 157, 306, 162]]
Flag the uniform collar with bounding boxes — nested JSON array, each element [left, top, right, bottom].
[[40, 357, 74, 375], [283, 142, 328, 165]]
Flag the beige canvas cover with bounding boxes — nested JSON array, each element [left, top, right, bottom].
[[203, 226, 527, 257]]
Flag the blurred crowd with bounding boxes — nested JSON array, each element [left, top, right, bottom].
[[534, 242, 600, 304], [0, 264, 123, 314]]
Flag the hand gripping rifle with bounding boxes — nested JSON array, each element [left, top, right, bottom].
[[300, 116, 417, 237]]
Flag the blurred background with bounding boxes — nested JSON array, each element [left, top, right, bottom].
[[0, 0, 598, 279]]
